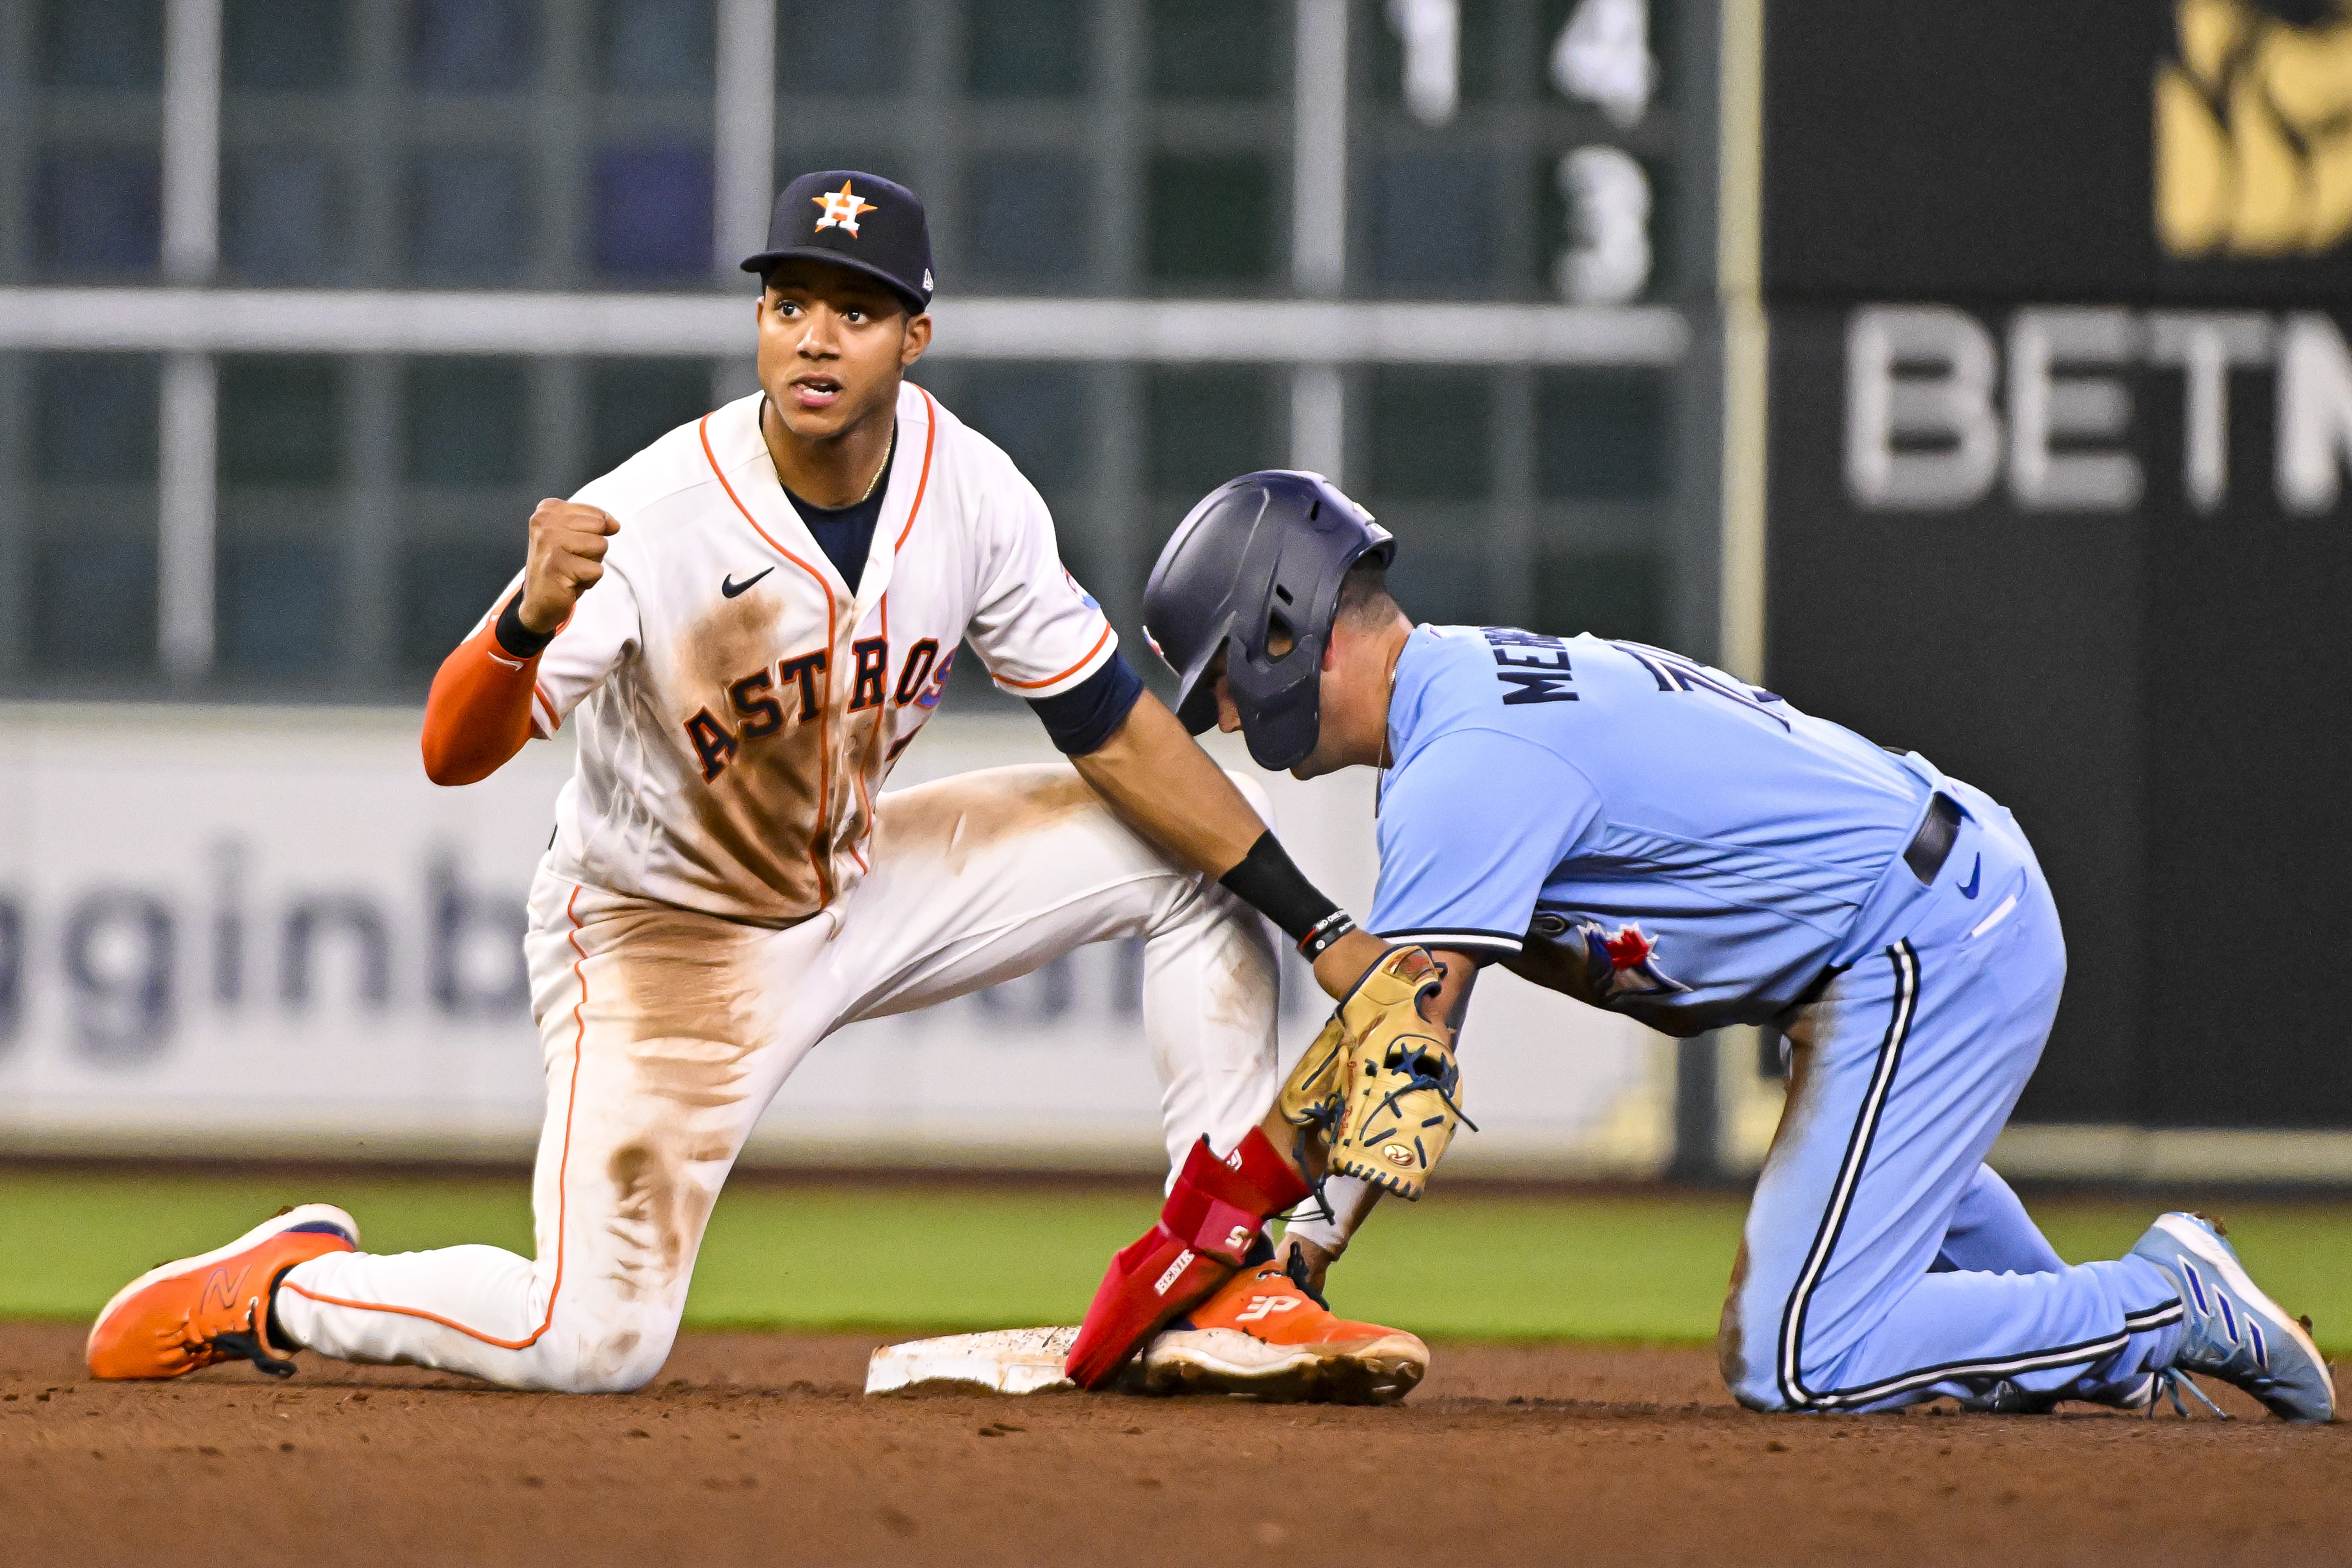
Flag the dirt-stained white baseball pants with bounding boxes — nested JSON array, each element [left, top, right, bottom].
[[274, 764, 1281, 1392]]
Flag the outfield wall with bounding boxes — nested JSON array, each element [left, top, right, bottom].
[[0, 705, 1677, 1177]]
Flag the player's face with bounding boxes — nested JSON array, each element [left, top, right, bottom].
[[756, 261, 931, 442]]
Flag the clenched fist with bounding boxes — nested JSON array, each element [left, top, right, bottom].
[[519, 499, 620, 635]]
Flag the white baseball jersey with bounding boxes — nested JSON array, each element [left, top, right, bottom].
[[482, 383, 1118, 925]]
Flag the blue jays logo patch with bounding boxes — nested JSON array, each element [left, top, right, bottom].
[[1576, 919, 1690, 998]]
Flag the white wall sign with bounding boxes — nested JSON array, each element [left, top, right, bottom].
[[0, 705, 1670, 1176]]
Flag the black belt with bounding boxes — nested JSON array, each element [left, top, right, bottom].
[[1902, 792, 1963, 886]]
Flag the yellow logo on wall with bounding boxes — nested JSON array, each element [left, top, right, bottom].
[[2157, 0, 2352, 256]]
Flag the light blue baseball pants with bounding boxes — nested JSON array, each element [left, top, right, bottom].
[[1719, 787, 2185, 1413]]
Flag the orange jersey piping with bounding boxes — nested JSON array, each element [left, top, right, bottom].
[[994, 620, 1115, 690], [281, 885, 587, 1349], [700, 411, 837, 905]]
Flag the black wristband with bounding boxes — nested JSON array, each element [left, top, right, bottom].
[[1218, 830, 1346, 949], [1297, 909, 1358, 961], [494, 590, 556, 660]]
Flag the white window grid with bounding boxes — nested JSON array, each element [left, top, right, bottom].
[[0, 0, 1718, 695]]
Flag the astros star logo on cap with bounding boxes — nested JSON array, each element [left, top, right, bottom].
[[812, 179, 877, 237]]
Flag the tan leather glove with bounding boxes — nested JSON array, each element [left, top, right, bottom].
[[1273, 945, 1469, 1201]]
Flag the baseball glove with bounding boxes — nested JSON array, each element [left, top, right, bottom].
[[1274, 945, 1471, 1201]]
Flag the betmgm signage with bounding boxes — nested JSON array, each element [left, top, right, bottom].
[[1844, 305, 2352, 516], [1758, 0, 2352, 1141]]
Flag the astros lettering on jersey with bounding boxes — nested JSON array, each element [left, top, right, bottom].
[[474, 383, 1115, 924]]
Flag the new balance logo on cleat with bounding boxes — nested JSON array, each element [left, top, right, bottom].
[[86, 1204, 358, 1382]]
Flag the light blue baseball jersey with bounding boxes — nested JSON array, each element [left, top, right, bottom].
[[1367, 624, 1949, 1034], [1365, 625, 2187, 1412]]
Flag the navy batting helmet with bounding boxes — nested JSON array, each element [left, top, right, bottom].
[[1141, 470, 1393, 771]]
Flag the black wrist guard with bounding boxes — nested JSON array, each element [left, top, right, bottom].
[[493, 590, 557, 659], [1218, 831, 1351, 955]]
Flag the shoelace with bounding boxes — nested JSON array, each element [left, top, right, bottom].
[[2149, 1367, 2230, 1420], [195, 1295, 298, 1380], [1282, 1247, 1330, 1310]]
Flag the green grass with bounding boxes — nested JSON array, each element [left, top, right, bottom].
[[5, 1171, 2349, 1351]]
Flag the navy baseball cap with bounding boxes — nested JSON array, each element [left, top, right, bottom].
[[740, 170, 933, 314]]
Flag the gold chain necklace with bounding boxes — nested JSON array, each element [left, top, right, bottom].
[[856, 424, 896, 504], [759, 395, 895, 506]]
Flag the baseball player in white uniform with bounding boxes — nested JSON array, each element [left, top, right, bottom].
[[85, 170, 1425, 1396]]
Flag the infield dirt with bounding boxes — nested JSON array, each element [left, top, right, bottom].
[[0, 1320, 2342, 1566]]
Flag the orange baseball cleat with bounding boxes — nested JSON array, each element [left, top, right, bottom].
[[86, 1205, 358, 1381], [1140, 1259, 1429, 1405]]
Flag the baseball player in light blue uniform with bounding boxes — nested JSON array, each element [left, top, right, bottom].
[[1141, 469, 2333, 1420]]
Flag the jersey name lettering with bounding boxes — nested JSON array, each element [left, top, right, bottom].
[[893, 638, 940, 705], [848, 637, 890, 712], [515, 389, 1116, 923], [1482, 626, 1578, 705], [682, 635, 950, 784], [1610, 640, 1789, 730], [778, 651, 830, 719]]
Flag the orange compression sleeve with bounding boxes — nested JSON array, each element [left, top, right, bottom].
[[421, 619, 543, 786]]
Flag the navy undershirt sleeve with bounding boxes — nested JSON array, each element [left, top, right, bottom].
[[1027, 652, 1145, 756]]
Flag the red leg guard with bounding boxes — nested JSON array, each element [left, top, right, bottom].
[[1064, 1129, 1312, 1389]]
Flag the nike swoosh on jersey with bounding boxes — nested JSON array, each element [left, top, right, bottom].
[[1956, 853, 1982, 899], [721, 567, 775, 598]]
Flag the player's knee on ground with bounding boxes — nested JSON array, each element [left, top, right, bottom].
[[1715, 1255, 1799, 1413], [536, 1309, 679, 1394]]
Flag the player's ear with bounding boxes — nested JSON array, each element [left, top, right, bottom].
[[1214, 676, 1243, 733], [1208, 652, 1243, 733], [900, 312, 931, 367]]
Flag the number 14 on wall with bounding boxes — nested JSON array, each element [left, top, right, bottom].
[[1552, 0, 1654, 304], [1383, 0, 1655, 304]]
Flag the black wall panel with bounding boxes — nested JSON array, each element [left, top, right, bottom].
[[1760, 0, 2352, 1127], [1764, 1, 2352, 307], [1764, 308, 2148, 1123]]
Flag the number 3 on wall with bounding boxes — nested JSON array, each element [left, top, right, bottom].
[[1555, 146, 1651, 304]]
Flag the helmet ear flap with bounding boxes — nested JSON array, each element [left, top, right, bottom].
[[1171, 640, 1226, 734]]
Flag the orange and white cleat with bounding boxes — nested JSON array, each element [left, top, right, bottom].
[[86, 1204, 358, 1381], [1140, 1258, 1428, 1405]]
